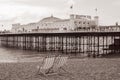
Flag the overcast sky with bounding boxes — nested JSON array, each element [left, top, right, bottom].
[[0, 0, 120, 30]]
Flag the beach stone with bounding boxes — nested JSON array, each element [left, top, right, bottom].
[[12, 63, 38, 79], [0, 63, 10, 80]]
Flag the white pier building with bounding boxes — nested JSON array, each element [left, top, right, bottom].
[[11, 14, 98, 33]]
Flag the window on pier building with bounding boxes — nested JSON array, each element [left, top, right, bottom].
[[37, 26, 39, 29], [77, 27, 82, 29], [74, 21, 77, 24], [63, 27, 67, 30], [79, 22, 81, 24], [23, 28, 25, 31], [83, 22, 86, 24]]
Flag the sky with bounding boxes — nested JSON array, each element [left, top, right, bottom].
[[0, 0, 120, 30]]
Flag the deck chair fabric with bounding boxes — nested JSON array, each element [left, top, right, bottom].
[[54, 56, 68, 69], [48, 56, 68, 73], [41, 57, 55, 69], [37, 56, 55, 75], [51, 56, 75, 80]]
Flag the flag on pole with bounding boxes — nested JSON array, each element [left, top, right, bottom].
[[95, 8, 97, 12], [70, 5, 73, 9]]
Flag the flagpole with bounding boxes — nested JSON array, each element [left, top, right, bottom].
[[95, 8, 98, 16], [94, 8, 99, 27], [70, 5, 73, 15]]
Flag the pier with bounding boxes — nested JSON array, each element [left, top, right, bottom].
[[0, 32, 120, 57]]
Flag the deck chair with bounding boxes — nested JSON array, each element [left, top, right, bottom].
[[37, 55, 55, 76], [36, 55, 74, 80], [47, 55, 69, 74], [47, 55, 75, 80]]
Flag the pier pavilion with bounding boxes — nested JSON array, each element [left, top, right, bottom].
[[0, 31, 120, 57]]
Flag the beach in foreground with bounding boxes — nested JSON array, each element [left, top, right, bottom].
[[0, 57, 120, 80]]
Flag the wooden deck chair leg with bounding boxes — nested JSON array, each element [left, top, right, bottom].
[[59, 67, 71, 74], [60, 67, 67, 72], [36, 65, 46, 76]]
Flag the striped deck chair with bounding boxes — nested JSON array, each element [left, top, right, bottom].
[[37, 55, 55, 76], [36, 55, 74, 80]]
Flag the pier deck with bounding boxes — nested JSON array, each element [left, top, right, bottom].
[[0, 32, 120, 57]]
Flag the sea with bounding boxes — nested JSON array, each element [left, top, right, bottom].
[[0, 47, 43, 62]]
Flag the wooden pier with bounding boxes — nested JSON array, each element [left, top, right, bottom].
[[0, 32, 120, 57]]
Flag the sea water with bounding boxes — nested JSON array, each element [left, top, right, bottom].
[[0, 47, 43, 62]]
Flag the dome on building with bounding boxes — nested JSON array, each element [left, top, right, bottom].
[[39, 15, 61, 23]]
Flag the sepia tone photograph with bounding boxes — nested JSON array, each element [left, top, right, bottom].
[[0, 0, 120, 80]]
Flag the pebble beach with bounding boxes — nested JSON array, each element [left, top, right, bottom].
[[0, 57, 120, 80]]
